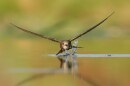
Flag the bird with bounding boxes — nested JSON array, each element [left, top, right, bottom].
[[10, 12, 114, 67]]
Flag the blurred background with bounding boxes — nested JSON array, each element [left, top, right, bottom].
[[0, 0, 130, 86]]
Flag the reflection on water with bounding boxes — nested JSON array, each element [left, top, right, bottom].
[[9, 68, 97, 86], [1, 39, 130, 86]]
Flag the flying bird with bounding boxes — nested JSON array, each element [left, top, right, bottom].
[[10, 12, 114, 64]]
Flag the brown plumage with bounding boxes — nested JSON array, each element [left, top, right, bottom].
[[11, 12, 114, 67]]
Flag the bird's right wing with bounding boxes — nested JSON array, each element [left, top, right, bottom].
[[10, 23, 60, 43]]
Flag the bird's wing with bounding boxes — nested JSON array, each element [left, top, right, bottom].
[[70, 12, 114, 41], [10, 23, 60, 43]]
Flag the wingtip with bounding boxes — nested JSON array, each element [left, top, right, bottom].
[[70, 12, 115, 42], [108, 11, 115, 18], [10, 22, 16, 27], [111, 11, 115, 15]]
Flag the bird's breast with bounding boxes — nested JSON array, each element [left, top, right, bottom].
[[62, 45, 69, 50]]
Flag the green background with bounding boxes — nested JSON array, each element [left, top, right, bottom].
[[0, 0, 130, 86]]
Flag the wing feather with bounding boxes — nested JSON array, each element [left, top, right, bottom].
[[70, 12, 114, 41], [10, 23, 60, 43]]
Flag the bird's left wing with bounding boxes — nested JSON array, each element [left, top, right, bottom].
[[70, 12, 114, 41]]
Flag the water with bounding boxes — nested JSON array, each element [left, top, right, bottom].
[[1, 39, 130, 86]]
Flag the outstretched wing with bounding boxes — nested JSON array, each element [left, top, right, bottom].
[[70, 12, 114, 41], [10, 23, 60, 43]]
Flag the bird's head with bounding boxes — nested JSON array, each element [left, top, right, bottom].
[[60, 40, 72, 50]]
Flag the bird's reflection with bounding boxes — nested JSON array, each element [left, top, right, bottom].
[[16, 69, 63, 86], [16, 68, 98, 86]]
